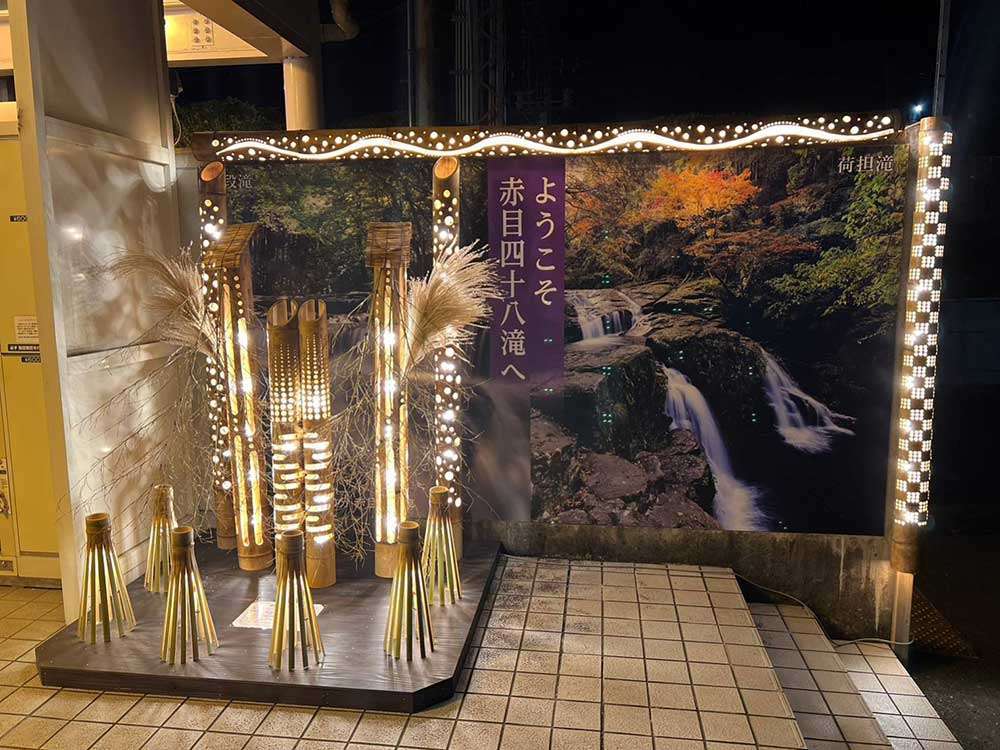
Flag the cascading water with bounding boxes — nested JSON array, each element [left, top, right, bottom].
[[762, 352, 854, 454], [662, 366, 765, 531], [566, 290, 642, 340]]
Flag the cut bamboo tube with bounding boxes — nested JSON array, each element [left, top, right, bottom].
[[144, 484, 178, 594], [77, 513, 136, 644], [269, 530, 324, 670], [161, 527, 218, 665], [384, 521, 434, 660], [421, 486, 462, 606]]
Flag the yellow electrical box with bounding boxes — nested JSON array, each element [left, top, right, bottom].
[[0, 126, 61, 581]]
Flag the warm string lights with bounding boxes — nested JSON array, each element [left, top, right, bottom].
[[431, 158, 465, 524], [299, 300, 337, 588], [266, 300, 306, 536], [895, 117, 952, 528], [161, 527, 218, 665], [198, 162, 237, 551], [366, 223, 413, 578], [205, 113, 899, 164], [202, 222, 273, 571], [77, 513, 136, 644]]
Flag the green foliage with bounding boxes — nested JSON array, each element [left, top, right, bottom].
[[175, 98, 280, 148]]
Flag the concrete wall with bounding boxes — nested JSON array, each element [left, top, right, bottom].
[[469, 521, 894, 640]]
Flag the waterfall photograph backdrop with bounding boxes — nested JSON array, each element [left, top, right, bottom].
[[226, 141, 908, 537]]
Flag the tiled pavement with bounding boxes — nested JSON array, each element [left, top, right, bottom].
[[0, 557, 962, 750]]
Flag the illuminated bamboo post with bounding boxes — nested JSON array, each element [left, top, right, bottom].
[[198, 161, 237, 551], [432, 157, 465, 558], [77, 513, 136, 644], [269, 530, 325, 670], [299, 300, 337, 588], [366, 222, 413, 578], [384, 521, 434, 659], [421, 486, 462, 606], [144, 484, 177, 594], [161, 527, 218, 665], [203, 223, 273, 571], [267, 299, 306, 536]]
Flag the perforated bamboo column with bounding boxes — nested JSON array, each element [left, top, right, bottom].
[[198, 161, 237, 551], [77, 513, 136, 644], [421, 486, 462, 606], [431, 158, 466, 555], [384, 521, 434, 660], [203, 224, 273, 571], [266, 299, 305, 536], [299, 300, 336, 588], [269, 531, 325, 670], [160, 527, 217, 665], [144, 484, 177, 594], [366, 223, 413, 578]]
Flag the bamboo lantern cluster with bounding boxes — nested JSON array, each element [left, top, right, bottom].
[[144, 484, 177, 594], [384, 521, 434, 660], [422, 486, 462, 606], [269, 531, 325, 670], [77, 513, 136, 644], [202, 223, 272, 571], [198, 161, 237, 552], [432, 157, 465, 559], [366, 222, 413, 578], [161, 527, 218, 665], [299, 300, 336, 588], [266, 299, 306, 536]]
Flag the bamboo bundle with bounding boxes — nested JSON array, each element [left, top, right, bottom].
[[269, 531, 324, 670], [384, 521, 434, 660], [421, 486, 462, 606], [161, 527, 218, 664], [144, 485, 177, 594], [77, 513, 136, 644]]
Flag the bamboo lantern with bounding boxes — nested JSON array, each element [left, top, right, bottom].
[[269, 530, 325, 670], [421, 486, 462, 606], [432, 158, 466, 551], [144, 484, 177, 594], [384, 521, 434, 660], [299, 299, 336, 588], [161, 527, 217, 665], [77, 513, 136, 644], [366, 222, 413, 578], [203, 223, 273, 571], [266, 299, 306, 536], [198, 161, 237, 551]]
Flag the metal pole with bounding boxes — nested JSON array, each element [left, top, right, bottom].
[[932, 0, 951, 117]]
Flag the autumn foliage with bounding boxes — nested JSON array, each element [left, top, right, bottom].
[[629, 167, 759, 229]]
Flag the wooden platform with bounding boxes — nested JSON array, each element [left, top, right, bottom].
[[36, 542, 500, 712]]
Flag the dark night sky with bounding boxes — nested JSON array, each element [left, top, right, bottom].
[[176, 0, 999, 297]]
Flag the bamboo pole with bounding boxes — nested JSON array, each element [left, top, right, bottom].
[[144, 484, 177, 594]]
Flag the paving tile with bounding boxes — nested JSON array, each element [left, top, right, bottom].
[[119, 695, 183, 727], [509, 672, 556, 699], [75, 692, 141, 723], [144, 726, 203, 749], [33, 690, 97, 720], [648, 682, 695, 710], [302, 709, 362, 741], [749, 714, 806, 747], [503, 697, 553, 726], [457, 694, 507, 723], [40, 720, 109, 750], [242, 736, 295, 750], [399, 717, 454, 749], [700, 710, 754, 743], [447, 720, 501, 750], [604, 733, 653, 750], [90, 723, 156, 750], [555, 675, 600, 702], [0, 687, 58, 715], [166, 699, 228, 730], [551, 727, 598, 750], [498, 724, 549, 750], [257, 705, 316, 737], [349, 712, 407, 745], [1, 716, 67, 749], [604, 704, 652, 735], [193, 732, 250, 750], [603, 678, 649, 706], [650, 707, 701, 739], [552, 699, 599, 730]]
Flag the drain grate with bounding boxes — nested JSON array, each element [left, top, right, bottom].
[[912, 587, 977, 658]]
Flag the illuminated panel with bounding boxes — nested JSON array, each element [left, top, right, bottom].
[[208, 113, 899, 164], [266, 300, 305, 536], [366, 223, 412, 570], [895, 117, 953, 527], [299, 299, 336, 588], [202, 222, 273, 570], [431, 157, 464, 515]]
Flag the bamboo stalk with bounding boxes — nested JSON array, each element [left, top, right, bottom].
[[77, 513, 136, 644], [421, 486, 462, 606], [269, 531, 324, 670], [145, 484, 177, 594], [384, 521, 434, 660], [161, 527, 218, 665]]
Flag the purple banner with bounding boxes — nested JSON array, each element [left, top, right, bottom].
[[488, 157, 566, 384]]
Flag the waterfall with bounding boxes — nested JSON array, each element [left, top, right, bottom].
[[662, 366, 765, 531], [762, 352, 854, 454], [566, 290, 641, 340]]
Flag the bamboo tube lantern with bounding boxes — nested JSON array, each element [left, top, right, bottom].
[[384, 521, 434, 660], [432, 158, 465, 553], [144, 484, 177, 594], [161, 527, 218, 665], [269, 531, 325, 670], [421, 486, 462, 606], [266, 299, 306, 536], [299, 300, 336, 588], [203, 223, 273, 571], [366, 222, 413, 578], [199, 161, 237, 551], [77, 513, 136, 644]]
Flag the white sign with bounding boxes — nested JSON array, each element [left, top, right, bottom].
[[13, 316, 38, 345]]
